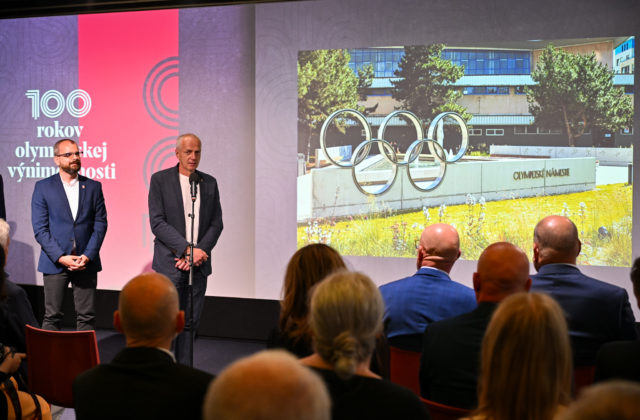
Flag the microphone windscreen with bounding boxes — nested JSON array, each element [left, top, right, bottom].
[[189, 172, 199, 184]]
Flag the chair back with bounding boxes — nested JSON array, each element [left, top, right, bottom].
[[573, 365, 595, 397], [388, 345, 421, 395], [25, 325, 100, 407], [420, 397, 470, 420]]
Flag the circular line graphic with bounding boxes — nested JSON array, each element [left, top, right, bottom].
[[143, 136, 177, 189], [143, 57, 179, 129]]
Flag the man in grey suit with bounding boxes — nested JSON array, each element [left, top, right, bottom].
[[148, 133, 223, 365], [73, 272, 213, 420]]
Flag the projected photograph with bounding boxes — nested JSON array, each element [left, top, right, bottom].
[[297, 37, 635, 266]]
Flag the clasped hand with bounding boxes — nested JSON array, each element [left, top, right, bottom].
[[58, 254, 89, 271], [174, 247, 208, 271]]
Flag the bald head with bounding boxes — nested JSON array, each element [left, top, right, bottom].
[[473, 242, 531, 303], [115, 273, 184, 348], [533, 215, 581, 270], [204, 350, 330, 420], [417, 223, 461, 273]]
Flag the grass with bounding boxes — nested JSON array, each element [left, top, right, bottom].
[[298, 183, 632, 267]]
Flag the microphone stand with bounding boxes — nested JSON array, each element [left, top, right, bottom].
[[187, 187, 196, 368]]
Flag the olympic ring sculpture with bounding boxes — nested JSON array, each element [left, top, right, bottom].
[[319, 109, 469, 196]]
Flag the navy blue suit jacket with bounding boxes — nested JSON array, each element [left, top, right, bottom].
[[148, 165, 223, 277], [380, 267, 477, 350], [31, 173, 107, 274], [531, 263, 637, 366]]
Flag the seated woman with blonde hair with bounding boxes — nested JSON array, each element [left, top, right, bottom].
[[300, 271, 429, 420], [465, 292, 572, 420]]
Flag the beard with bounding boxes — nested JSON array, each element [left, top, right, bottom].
[[61, 160, 81, 176]]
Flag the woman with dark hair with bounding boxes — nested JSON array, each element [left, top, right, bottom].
[[267, 244, 346, 357], [464, 292, 572, 420], [300, 271, 429, 420]]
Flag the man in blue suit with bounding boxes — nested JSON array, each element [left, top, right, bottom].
[[148, 133, 223, 365], [31, 139, 107, 331], [531, 215, 636, 366], [380, 223, 476, 351]]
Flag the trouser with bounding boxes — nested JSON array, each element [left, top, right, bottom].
[[42, 270, 97, 331], [169, 270, 208, 366]]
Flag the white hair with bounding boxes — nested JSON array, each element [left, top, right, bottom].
[[0, 219, 9, 251]]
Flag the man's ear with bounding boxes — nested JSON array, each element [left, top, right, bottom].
[[416, 246, 424, 270], [525, 277, 532, 291], [576, 239, 582, 258], [113, 311, 123, 333], [472, 272, 480, 293], [175, 310, 185, 334]]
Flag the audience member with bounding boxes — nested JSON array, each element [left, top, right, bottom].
[[0, 343, 51, 420], [380, 223, 476, 350], [465, 292, 572, 420], [420, 242, 531, 409], [73, 272, 213, 420], [300, 271, 430, 420], [267, 243, 346, 357], [531, 215, 636, 366], [594, 256, 640, 383], [560, 380, 640, 420], [0, 220, 39, 380], [203, 349, 330, 420]]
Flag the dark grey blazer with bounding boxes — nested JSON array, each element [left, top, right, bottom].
[[148, 165, 223, 277]]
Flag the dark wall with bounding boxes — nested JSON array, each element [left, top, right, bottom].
[[23, 285, 280, 341]]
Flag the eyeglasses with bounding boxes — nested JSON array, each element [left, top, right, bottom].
[[55, 151, 82, 158]]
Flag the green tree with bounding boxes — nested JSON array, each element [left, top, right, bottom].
[[298, 49, 371, 162], [391, 44, 470, 124], [527, 45, 633, 146]]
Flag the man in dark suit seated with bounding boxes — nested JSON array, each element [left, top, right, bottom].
[[419, 242, 531, 409], [380, 223, 476, 351], [594, 257, 640, 383], [531, 215, 637, 366], [73, 272, 214, 420]]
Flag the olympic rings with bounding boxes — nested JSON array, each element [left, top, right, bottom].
[[319, 109, 469, 196]]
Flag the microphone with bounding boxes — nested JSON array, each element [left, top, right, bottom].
[[189, 172, 199, 201]]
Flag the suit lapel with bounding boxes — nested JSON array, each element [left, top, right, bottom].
[[77, 176, 87, 221], [53, 174, 75, 221], [170, 166, 186, 234]]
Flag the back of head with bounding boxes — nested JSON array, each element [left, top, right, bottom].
[[0, 218, 9, 255], [309, 271, 383, 379], [630, 257, 640, 306], [203, 350, 330, 420], [0, 246, 5, 301], [560, 380, 640, 420], [474, 242, 531, 303], [118, 273, 180, 346], [418, 223, 460, 272], [279, 244, 346, 340], [477, 292, 572, 420], [533, 215, 580, 268]]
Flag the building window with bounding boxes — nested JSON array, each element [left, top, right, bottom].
[[514, 126, 536, 134], [486, 128, 504, 136], [442, 49, 531, 75], [468, 128, 482, 136], [515, 86, 527, 95], [537, 127, 562, 135], [463, 86, 509, 95], [348, 48, 404, 78]]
